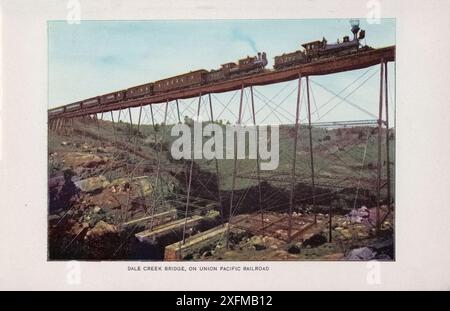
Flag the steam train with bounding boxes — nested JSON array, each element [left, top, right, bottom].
[[49, 22, 370, 117], [274, 20, 371, 69], [49, 52, 268, 117]]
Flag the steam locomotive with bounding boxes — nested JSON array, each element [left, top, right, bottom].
[[274, 20, 371, 69], [49, 22, 370, 117]]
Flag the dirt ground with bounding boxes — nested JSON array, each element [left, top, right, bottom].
[[48, 118, 394, 261]]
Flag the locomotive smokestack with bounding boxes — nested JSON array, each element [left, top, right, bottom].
[[261, 52, 268, 66], [350, 19, 360, 41]]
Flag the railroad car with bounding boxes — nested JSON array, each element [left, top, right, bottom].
[[153, 70, 207, 93], [82, 97, 100, 108], [205, 68, 227, 83], [65, 101, 82, 112], [48, 107, 65, 117], [205, 52, 268, 83], [229, 52, 268, 76], [101, 90, 126, 104], [274, 50, 307, 70], [204, 62, 237, 83], [126, 83, 153, 99]]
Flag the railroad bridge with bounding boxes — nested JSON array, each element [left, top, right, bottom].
[[49, 46, 395, 260]]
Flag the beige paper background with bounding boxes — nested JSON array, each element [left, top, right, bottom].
[[0, 0, 449, 290]]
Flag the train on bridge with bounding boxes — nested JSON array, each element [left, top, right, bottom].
[[49, 21, 371, 118]]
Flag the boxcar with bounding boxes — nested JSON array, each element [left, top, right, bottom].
[[126, 83, 153, 99], [153, 70, 207, 93]]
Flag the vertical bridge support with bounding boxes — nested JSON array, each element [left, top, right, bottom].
[[208, 93, 225, 225], [376, 60, 384, 235], [306, 76, 317, 224], [226, 84, 244, 248], [182, 94, 202, 244], [384, 61, 391, 211], [376, 59, 392, 235], [288, 74, 302, 242], [250, 86, 264, 233]]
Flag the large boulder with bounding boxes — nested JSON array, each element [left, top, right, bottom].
[[287, 243, 301, 254], [135, 176, 153, 196], [62, 152, 108, 168], [48, 169, 79, 211], [345, 247, 376, 261], [75, 175, 110, 193], [109, 176, 154, 196], [248, 236, 266, 251], [85, 220, 118, 241], [347, 206, 370, 223], [302, 233, 327, 248]]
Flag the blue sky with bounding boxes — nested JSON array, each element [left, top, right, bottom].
[[48, 19, 395, 125]]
